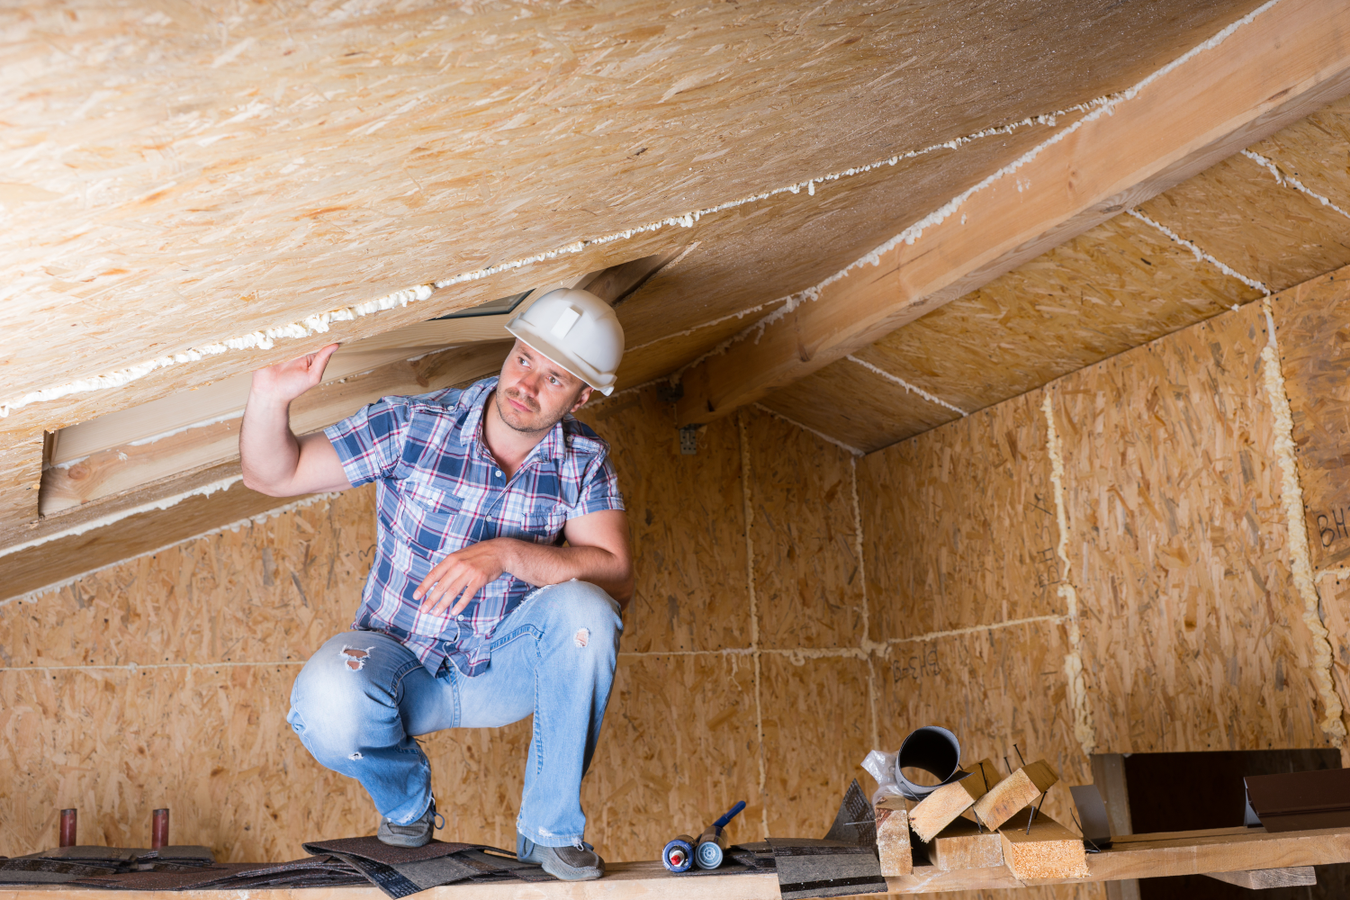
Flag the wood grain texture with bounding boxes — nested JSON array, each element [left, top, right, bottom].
[[911, 759, 1002, 843], [851, 212, 1260, 419], [858, 390, 1062, 643], [575, 387, 751, 653], [1000, 811, 1090, 880], [1268, 265, 1350, 570], [1, 0, 1263, 431], [0, 433, 43, 531], [971, 761, 1059, 831], [583, 653, 763, 856], [675, 0, 1350, 426], [872, 620, 1091, 844], [758, 357, 959, 454], [39, 342, 510, 515], [1203, 865, 1317, 888], [876, 804, 914, 876], [1054, 302, 1336, 753], [759, 654, 873, 841], [1248, 94, 1350, 212], [745, 406, 865, 650], [1137, 153, 1350, 293], [925, 817, 1005, 871]]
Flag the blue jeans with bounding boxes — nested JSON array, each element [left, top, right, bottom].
[[286, 581, 622, 848]]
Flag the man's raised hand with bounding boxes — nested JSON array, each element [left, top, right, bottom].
[[251, 343, 340, 404]]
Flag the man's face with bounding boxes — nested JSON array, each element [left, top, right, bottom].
[[494, 340, 592, 435]]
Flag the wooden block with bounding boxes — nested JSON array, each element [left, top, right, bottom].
[[875, 802, 913, 877], [1204, 866, 1316, 889], [999, 809, 1089, 880], [911, 758, 1002, 842], [970, 759, 1058, 830], [925, 816, 1004, 871]]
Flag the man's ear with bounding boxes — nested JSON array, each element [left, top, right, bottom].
[[570, 385, 593, 413]]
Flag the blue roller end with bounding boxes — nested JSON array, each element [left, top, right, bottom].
[[695, 839, 724, 869], [662, 837, 695, 873]]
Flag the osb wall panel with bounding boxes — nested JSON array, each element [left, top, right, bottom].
[[1137, 154, 1350, 294], [576, 387, 751, 653], [2, 489, 376, 668], [1054, 303, 1334, 753], [583, 653, 762, 854], [1269, 266, 1350, 571], [3, 376, 880, 863], [759, 357, 958, 454], [858, 390, 1063, 643], [873, 621, 1091, 842], [851, 211, 1260, 419], [747, 407, 865, 650], [759, 655, 873, 839]]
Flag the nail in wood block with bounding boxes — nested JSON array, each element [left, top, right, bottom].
[[874, 799, 913, 876], [1205, 866, 1317, 889], [971, 759, 1059, 830], [925, 816, 1004, 870], [911, 758, 1003, 842], [998, 809, 1089, 880]]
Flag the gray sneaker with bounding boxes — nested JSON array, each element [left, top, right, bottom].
[[377, 799, 443, 848], [518, 835, 605, 881]]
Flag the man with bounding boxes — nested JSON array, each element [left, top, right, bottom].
[[239, 288, 633, 881]]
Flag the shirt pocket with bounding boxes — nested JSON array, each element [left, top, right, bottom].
[[393, 489, 467, 560]]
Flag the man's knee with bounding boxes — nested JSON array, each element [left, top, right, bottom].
[[289, 636, 387, 750], [533, 581, 622, 649]]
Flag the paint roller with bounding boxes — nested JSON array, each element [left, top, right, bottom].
[[695, 800, 747, 870]]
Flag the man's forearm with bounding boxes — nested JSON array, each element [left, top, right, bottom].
[[501, 539, 634, 605]]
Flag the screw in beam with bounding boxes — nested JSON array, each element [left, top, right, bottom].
[[152, 809, 169, 850], [59, 809, 77, 848]]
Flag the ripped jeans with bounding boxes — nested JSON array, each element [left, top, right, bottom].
[[286, 581, 622, 849]]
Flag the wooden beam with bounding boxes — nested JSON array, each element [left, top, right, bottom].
[[923, 817, 1004, 871], [999, 811, 1090, 881], [885, 825, 1350, 893], [0, 860, 780, 900], [1205, 866, 1317, 889], [0, 434, 44, 531], [675, 0, 1350, 426], [970, 760, 1058, 831], [911, 758, 1002, 842], [1092, 753, 1140, 900], [875, 802, 913, 877], [39, 343, 510, 517]]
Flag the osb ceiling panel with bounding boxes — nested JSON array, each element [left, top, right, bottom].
[[2, 0, 1265, 424], [1249, 95, 1350, 213], [1136, 154, 1350, 293], [846, 211, 1260, 415]]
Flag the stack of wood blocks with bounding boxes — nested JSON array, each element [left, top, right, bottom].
[[874, 758, 1090, 881]]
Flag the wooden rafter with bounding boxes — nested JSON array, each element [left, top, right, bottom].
[[675, 0, 1350, 426]]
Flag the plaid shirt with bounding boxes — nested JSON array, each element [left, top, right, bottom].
[[324, 376, 624, 677]]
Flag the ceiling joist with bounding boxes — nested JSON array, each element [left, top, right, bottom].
[[675, 0, 1350, 426]]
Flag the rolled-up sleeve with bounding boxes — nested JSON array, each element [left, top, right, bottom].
[[571, 451, 625, 517], [324, 396, 412, 487]]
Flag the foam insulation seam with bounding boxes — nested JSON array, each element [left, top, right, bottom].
[[750, 403, 863, 457], [1242, 149, 1350, 222], [738, 410, 769, 839], [1042, 391, 1098, 757], [0, 103, 1109, 420], [1126, 209, 1272, 295], [1259, 298, 1347, 742], [845, 355, 967, 415]]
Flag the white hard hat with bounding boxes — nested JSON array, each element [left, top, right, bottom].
[[505, 288, 624, 395]]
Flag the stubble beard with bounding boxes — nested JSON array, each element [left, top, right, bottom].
[[495, 388, 561, 436]]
